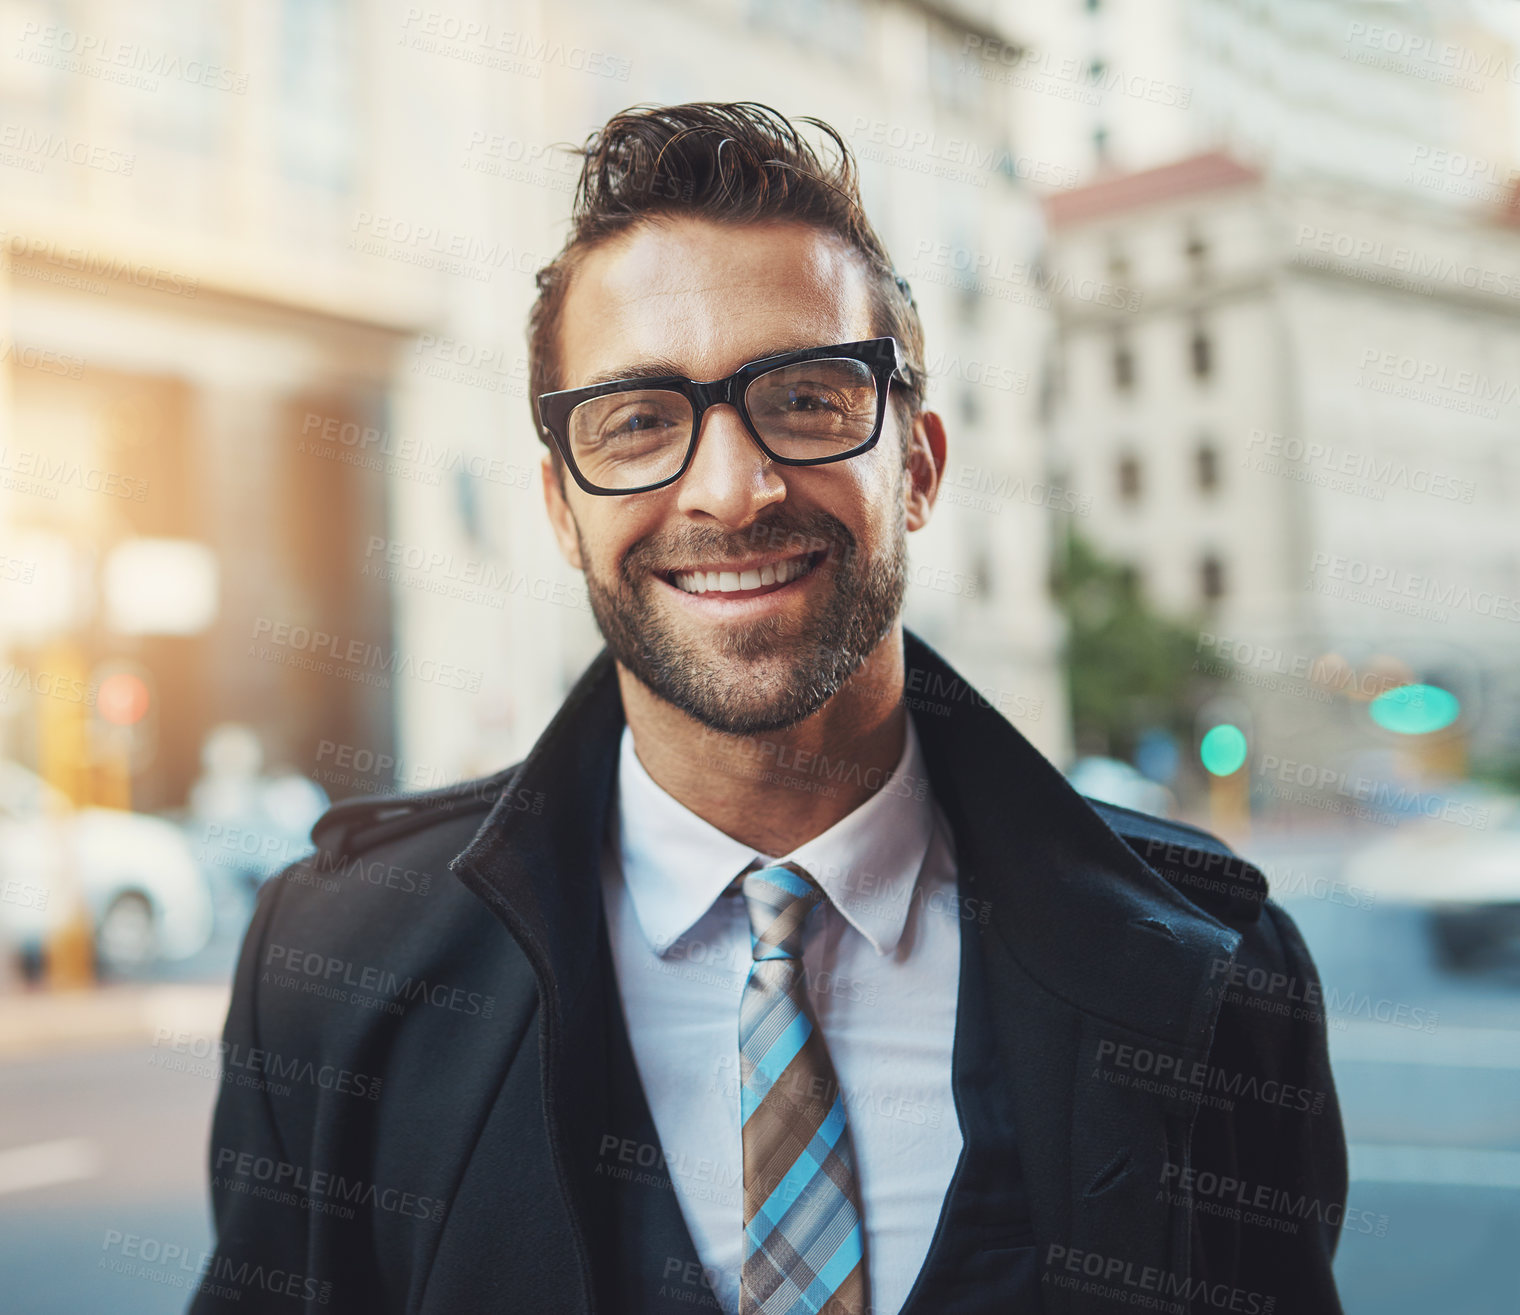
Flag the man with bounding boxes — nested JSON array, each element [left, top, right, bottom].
[[193, 103, 1346, 1315]]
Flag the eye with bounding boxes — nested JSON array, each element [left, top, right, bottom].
[[776, 383, 849, 413], [604, 406, 675, 436]]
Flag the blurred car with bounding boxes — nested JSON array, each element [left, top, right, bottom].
[[181, 723, 328, 894], [0, 760, 213, 971], [1066, 755, 1177, 818], [1342, 792, 1520, 970]]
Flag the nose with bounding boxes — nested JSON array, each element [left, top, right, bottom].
[[675, 402, 786, 527]]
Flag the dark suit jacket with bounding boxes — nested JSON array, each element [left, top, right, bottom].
[[191, 631, 1347, 1314]]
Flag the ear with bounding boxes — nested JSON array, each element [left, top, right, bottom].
[[904, 409, 947, 533], [541, 455, 584, 570]]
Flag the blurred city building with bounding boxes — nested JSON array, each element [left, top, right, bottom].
[[1041, 0, 1520, 800], [0, 0, 1069, 821]]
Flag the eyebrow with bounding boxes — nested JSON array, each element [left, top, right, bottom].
[[578, 340, 840, 389]]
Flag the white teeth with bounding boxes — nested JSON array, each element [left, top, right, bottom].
[[670, 553, 814, 595]]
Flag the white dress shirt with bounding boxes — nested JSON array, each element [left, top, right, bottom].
[[600, 717, 964, 1315]]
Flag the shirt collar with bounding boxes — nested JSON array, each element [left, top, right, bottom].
[[615, 717, 935, 958]]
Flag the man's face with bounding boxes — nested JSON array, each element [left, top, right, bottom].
[[543, 218, 938, 735]]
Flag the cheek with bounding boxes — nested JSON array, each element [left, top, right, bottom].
[[578, 502, 664, 573]]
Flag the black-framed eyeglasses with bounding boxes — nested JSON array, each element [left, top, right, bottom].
[[536, 337, 911, 496]]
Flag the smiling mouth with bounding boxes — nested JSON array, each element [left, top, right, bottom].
[[662, 549, 827, 597]]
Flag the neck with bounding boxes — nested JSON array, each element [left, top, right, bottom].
[[617, 627, 909, 856]]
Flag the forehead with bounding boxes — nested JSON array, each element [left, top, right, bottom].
[[556, 218, 876, 386]]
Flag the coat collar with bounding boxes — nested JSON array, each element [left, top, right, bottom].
[[451, 628, 1239, 1053], [448, 629, 1244, 1312]]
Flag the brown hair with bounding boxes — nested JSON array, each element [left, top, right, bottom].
[[527, 102, 926, 461]]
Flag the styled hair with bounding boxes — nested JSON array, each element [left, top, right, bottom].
[[526, 101, 926, 460]]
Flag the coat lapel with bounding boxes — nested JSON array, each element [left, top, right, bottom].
[[903, 631, 1242, 1310]]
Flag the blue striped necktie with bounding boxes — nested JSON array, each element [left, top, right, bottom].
[[737, 863, 868, 1315]]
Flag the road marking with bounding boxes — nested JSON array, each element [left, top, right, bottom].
[[0, 1137, 102, 1196], [1349, 1143, 1520, 1188], [1330, 1022, 1520, 1070]]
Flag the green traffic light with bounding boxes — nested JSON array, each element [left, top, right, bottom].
[[1369, 683, 1460, 734], [1200, 723, 1248, 776]]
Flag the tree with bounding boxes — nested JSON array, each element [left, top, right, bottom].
[[1051, 531, 1215, 761]]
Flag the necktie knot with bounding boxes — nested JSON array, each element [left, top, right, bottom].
[[741, 864, 825, 963]]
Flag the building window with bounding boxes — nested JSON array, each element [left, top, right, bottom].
[[1190, 317, 1213, 380], [1196, 441, 1219, 492], [1200, 553, 1226, 601], [1112, 332, 1135, 391], [1093, 124, 1111, 163], [1117, 452, 1142, 502], [1088, 58, 1107, 82], [1184, 226, 1208, 282], [1106, 242, 1130, 284]]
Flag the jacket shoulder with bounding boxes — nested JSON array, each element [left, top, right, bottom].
[[1082, 797, 1268, 927], [309, 762, 525, 858]]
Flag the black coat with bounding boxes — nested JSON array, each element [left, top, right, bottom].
[[191, 631, 1347, 1314]]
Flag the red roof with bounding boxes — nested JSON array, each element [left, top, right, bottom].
[[1044, 152, 1261, 227]]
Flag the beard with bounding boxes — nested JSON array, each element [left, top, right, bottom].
[[578, 497, 907, 736]]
